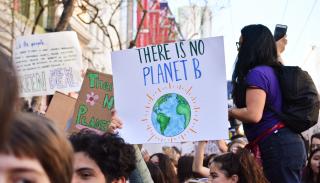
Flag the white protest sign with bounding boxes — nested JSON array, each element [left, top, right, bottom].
[[14, 31, 83, 97], [112, 37, 229, 144]]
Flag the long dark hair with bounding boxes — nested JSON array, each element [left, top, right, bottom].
[[302, 148, 320, 183], [212, 148, 268, 183], [232, 24, 280, 107], [150, 153, 178, 183]]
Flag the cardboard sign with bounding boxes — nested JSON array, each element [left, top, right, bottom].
[[45, 91, 76, 131], [111, 37, 229, 144], [71, 69, 114, 133], [13, 31, 83, 97]]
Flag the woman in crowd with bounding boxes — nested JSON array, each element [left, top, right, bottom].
[[302, 148, 320, 183], [228, 24, 306, 182], [150, 153, 179, 183], [0, 112, 74, 183], [177, 155, 195, 183], [0, 56, 19, 144], [147, 161, 166, 183], [69, 129, 136, 183], [209, 148, 268, 183]]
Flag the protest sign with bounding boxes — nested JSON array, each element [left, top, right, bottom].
[[111, 37, 229, 144], [70, 69, 114, 133], [13, 31, 83, 97], [45, 91, 76, 131]]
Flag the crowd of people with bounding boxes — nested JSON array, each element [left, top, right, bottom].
[[0, 23, 319, 183]]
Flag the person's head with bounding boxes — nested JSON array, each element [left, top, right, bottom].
[[303, 148, 320, 183], [69, 129, 136, 183], [203, 153, 218, 168], [232, 24, 280, 107], [147, 162, 166, 183], [311, 133, 320, 151], [177, 155, 194, 183], [227, 138, 248, 153], [209, 148, 268, 183], [0, 57, 19, 143], [0, 112, 74, 183], [150, 153, 178, 183]]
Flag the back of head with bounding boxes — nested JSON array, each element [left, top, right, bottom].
[[69, 130, 136, 182], [147, 162, 166, 183], [177, 155, 194, 183], [0, 112, 74, 183], [212, 148, 268, 183], [232, 24, 279, 107], [150, 153, 178, 183], [0, 57, 19, 143]]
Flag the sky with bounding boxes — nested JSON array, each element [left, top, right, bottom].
[[168, 0, 320, 79]]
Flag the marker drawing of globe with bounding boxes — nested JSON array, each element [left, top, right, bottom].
[[151, 93, 191, 137]]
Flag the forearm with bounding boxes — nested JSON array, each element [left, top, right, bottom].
[[192, 141, 210, 177], [129, 145, 154, 183], [229, 107, 261, 123]]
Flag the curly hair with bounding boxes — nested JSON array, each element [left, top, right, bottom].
[[69, 129, 136, 182], [212, 148, 268, 183]]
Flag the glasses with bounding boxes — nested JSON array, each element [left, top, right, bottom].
[[236, 42, 240, 51]]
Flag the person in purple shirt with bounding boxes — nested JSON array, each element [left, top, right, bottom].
[[229, 24, 306, 183]]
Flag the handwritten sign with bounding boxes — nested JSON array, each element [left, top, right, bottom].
[[45, 91, 76, 131], [111, 37, 229, 144], [70, 69, 114, 133], [13, 31, 83, 97]]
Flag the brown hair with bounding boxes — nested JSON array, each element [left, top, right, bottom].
[[0, 112, 74, 183], [0, 57, 19, 142], [212, 148, 268, 183]]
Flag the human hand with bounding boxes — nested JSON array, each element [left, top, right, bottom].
[[141, 148, 150, 162], [107, 109, 123, 134], [276, 35, 287, 55]]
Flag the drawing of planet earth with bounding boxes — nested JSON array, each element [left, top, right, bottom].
[[151, 93, 191, 137]]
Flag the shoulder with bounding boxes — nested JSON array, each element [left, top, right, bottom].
[[247, 66, 276, 78], [250, 65, 274, 73]]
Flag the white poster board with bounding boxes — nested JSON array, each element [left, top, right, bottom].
[[112, 37, 229, 144], [14, 31, 83, 97]]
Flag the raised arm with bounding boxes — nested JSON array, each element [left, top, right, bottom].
[[192, 141, 210, 177]]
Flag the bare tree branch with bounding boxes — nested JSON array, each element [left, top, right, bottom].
[[32, 0, 50, 34], [55, 0, 75, 31], [107, 0, 122, 50]]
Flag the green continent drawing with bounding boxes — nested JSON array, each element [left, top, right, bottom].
[[157, 113, 171, 134], [151, 93, 191, 137]]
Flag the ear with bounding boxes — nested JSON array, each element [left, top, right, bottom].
[[230, 174, 239, 183], [111, 176, 126, 183]]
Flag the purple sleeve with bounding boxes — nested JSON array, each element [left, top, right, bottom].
[[246, 69, 269, 92]]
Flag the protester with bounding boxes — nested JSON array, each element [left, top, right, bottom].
[[208, 148, 269, 183], [69, 129, 136, 183], [0, 112, 74, 183], [229, 24, 306, 182], [0, 57, 19, 144], [302, 148, 320, 183], [311, 133, 320, 151], [150, 153, 179, 183], [147, 162, 166, 183], [177, 155, 195, 183]]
